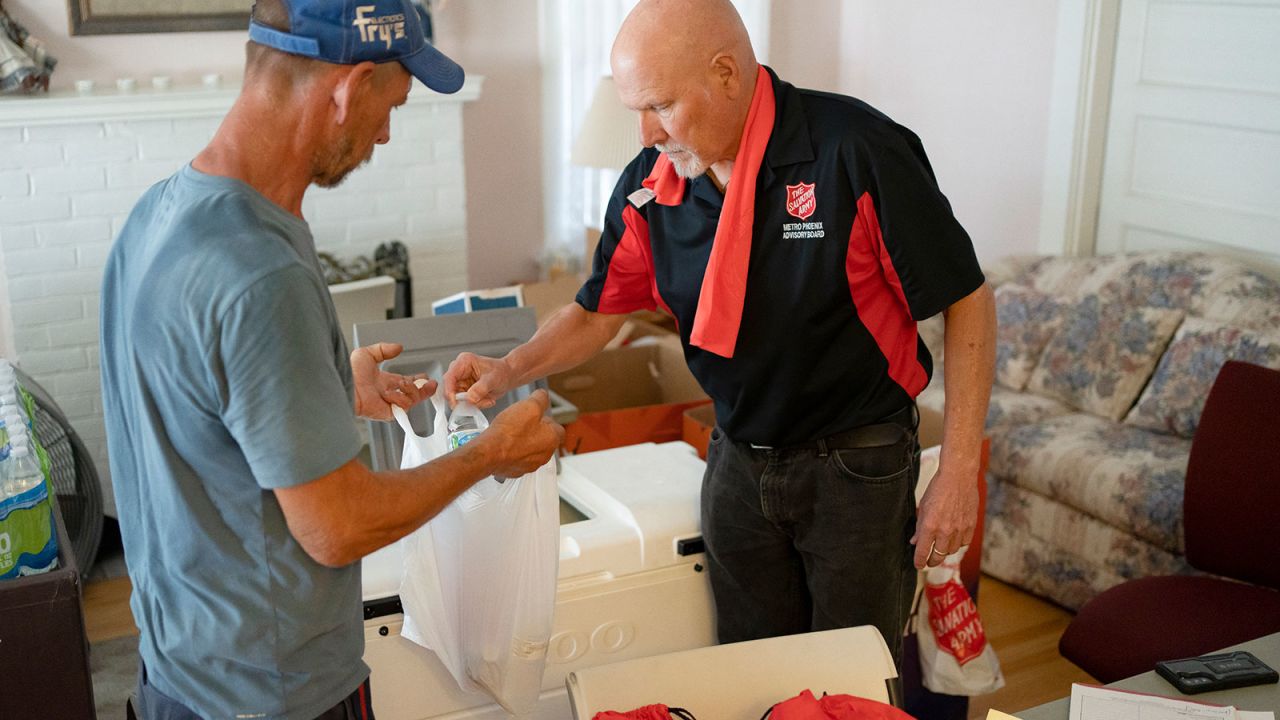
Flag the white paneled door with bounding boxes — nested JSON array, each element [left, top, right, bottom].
[[1096, 0, 1280, 276]]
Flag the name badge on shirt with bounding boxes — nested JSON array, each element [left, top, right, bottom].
[[627, 188, 656, 209]]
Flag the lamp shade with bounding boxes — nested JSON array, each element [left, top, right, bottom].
[[571, 76, 642, 170]]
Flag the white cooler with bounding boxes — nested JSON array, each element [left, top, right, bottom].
[[361, 441, 715, 719]]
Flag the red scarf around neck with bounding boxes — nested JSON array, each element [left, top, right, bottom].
[[640, 65, 776, 359]]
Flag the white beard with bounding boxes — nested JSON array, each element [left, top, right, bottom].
[[658, 145, 707, 179]]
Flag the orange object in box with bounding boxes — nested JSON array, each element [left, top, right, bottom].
[[682, 403, 717, 459], [550, 336, 710, 454]]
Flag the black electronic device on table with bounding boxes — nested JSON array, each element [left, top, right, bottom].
[[1155, 650, 1279, 695]]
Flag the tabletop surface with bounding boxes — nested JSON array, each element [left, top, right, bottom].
[[1016, 632, 1280, 720]]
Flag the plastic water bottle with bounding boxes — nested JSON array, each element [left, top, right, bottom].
[[1, 409, 26, 439], [7, 427, 28, 456], [0, 444, 58, 579], [1, 414, 23, 461], [0, 397, 26, 435], [5, 446, 40, 495], [448, 395, 485, 451], [5, 424, 25, 447]]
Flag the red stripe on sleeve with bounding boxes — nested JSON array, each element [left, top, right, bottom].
[[845, 191, 929, 397], [598, 205, 664, 315]]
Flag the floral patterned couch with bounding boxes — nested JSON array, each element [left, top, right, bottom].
[[917, 252, 1280, 610]]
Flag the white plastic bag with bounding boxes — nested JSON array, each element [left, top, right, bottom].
[[393, 388, 559, 715], [915, 546, 1005, 696]]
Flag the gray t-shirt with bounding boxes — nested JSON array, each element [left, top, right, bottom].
[[100, 164, 366, 719]]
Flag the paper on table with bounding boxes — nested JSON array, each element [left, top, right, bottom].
[[986, 711, 1023, 720], [1069, 683, 1237, 720]]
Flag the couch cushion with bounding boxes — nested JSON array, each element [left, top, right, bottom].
[[982, 254, 1041, 288], [1027, 298, 1184, 421], [1195, 268, 1280, 333], [1018, 255, 1130, 300], [988, 413, 1192, 553], [1125, 318, 1280, 437], [912, 382, 1073, 435], [994, 284, 1065, 391], [1007, 253, 1280, 331], [982, 478, 1193, 611], [1086, 252, 1280, 332], [985, 385, 1074, 430], [1095, 252, 1231, 311]]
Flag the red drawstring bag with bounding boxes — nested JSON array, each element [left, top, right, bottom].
[[768, 690, 916, 720], [594, 706, 696, 720], [592, 691, 912, 720]]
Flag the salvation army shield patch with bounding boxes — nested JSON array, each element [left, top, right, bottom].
[[786, 182, 816, 221]]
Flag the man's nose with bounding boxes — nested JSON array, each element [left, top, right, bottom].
[[376, 117, 392, 145], [639, 111, 667, 148]]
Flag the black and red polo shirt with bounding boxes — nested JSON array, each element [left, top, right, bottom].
[[576, 66, 984, 446]]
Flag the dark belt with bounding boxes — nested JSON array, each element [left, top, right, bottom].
[[750, 404, 918, 453]]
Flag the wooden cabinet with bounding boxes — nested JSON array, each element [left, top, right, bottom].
[[0, 502, 96, 718]]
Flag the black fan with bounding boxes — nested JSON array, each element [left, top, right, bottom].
[[14, 368, 103, 578]]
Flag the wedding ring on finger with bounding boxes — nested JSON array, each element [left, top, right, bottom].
[[928, 541, 947, 558]]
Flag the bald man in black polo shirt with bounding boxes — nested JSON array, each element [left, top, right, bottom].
[[446, 0, 995, 663]]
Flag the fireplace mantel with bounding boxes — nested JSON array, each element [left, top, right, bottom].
[[0, 76, 483, 128]]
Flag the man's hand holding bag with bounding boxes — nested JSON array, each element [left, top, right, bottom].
[[393, 385, 564, 715]]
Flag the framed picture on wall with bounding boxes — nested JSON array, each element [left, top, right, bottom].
[[68, 0, 252, 36]]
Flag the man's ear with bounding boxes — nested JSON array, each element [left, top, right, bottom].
[[710, 53, 742, 99], [331, 61, 379, 126]]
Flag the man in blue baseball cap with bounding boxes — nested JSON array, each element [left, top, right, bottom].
[[247, 0, 464, 97], [100, 1, 563, 719]]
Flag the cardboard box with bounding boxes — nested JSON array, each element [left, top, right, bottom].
[[520, 274, 586, 326], [550, 335, 710, 454], [628, 309, 678, 331], [431, 286, 524, 315], [431, 275, 587, 326], [681, 403, 717, 460]]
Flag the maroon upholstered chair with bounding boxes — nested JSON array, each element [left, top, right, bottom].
[[1058, 361, 1280, 683]]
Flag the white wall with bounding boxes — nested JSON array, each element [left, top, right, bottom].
[[432, 1, 547, 289], [768, 0, 843, 91], [835, 1, 1061, 264]]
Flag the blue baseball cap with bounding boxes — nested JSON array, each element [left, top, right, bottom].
[[248, 0, 464, 94]]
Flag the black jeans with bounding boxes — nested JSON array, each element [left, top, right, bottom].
[[700, 409, 920, 665], [126, 661, 376, 720]]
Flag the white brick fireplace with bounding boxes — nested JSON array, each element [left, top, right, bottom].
[[0, 79, 482, 515]]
